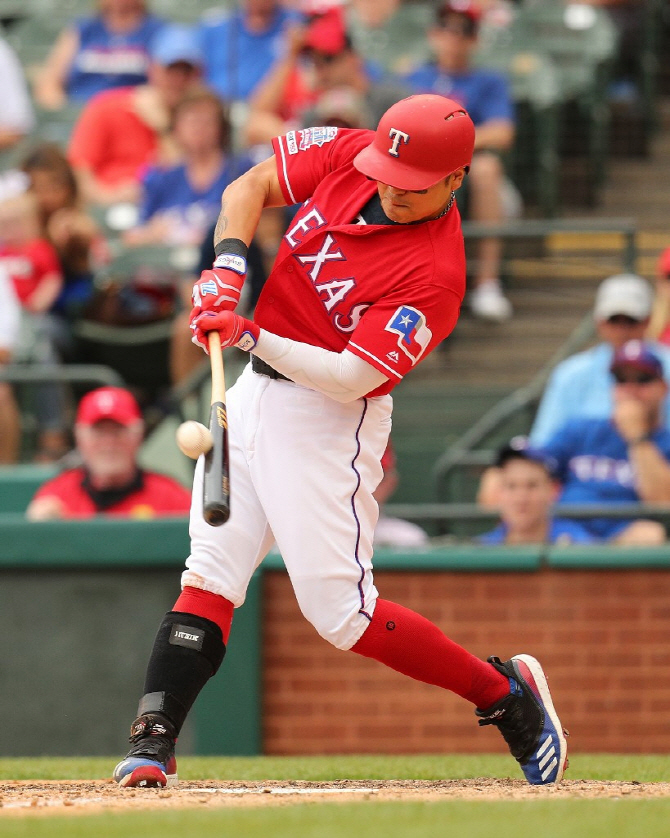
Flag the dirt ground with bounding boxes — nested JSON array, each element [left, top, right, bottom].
[[2, 779, 670, 816]]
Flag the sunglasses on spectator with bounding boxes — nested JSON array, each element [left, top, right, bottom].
[[612, 370, 659, 385], [606, 314, 642, 326]]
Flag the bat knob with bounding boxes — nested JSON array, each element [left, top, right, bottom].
[[204, 505, 230, 527]]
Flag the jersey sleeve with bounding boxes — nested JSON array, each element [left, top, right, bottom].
[[272, 127, 373, 206], [346, 282, 462, 382]]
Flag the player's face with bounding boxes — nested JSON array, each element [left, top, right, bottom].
[[498, 459, 557, 537], [377, 171, 463, 224]]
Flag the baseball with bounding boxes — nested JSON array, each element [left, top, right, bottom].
[[176, 421, 213, 459]]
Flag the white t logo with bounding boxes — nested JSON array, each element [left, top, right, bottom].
[[388, 128, 410, 157]]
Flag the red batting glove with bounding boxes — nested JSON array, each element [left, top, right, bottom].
[[189, 255, 247, 333], [191, 310, 260, 354]]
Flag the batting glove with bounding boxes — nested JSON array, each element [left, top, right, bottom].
[[191, 310, 260, 354], [189, 253, 247, 332]]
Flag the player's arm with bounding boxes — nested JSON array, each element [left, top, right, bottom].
[[212, 156, 287, 249], [192, 311, 388, 402]]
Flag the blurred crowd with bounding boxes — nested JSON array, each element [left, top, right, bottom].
[[0, 0, 668, 540]]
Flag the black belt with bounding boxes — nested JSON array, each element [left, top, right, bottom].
[[251, 355, 292, 381]]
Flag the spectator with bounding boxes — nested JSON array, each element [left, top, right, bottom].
[[67, 24, 204, 206], [478, 438, 596, 545], [481, 341, 670, 545], [345, 0, 433, 77], [26, 386, 191, 519], [22, 144, 106, 339], [647, 247, 670, 347], [373, 440, 429, 547], [199, 0, 302, 145], [124, 89, 252, 247], [34, 0, 167, 111], [0, 34, 35, 153], [0, 191, 70, 461], [402, 0, 516, 322], [245, 7, 409, 146], [0, 265, 22, 463], [530, 273, 670, 445]]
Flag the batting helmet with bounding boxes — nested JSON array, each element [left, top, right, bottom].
[[353, 94, 475, 190]]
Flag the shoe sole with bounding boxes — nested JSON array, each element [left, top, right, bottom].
[[513, 654, 568, 784], [116, 765, 179, 789]]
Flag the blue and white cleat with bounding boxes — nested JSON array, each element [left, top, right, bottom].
[[113, 714, 178, 788], [476, 654, 568, 785]]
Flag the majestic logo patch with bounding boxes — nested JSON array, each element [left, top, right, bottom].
[[386, 351, 400, 363], [169, 624, 204, 651], [299, 126, 338, 150], [388, 128, 410, 157], [385, 306, 432, 363]]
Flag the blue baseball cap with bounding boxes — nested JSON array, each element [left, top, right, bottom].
[[496, 436, 559, 478], [610, 340, 664, 379], [150, 25, 203, 68]]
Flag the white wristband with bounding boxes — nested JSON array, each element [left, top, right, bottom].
[[213, 253, 247, 275]]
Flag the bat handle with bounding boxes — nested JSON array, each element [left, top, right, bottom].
[[208, 330, 225, 403]]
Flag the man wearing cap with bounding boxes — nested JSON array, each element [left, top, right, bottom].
[[26, 387, 191, 520], [530, 273, 670, 446], [68, 24, 204, 206], [112, 94, 569, 791], [478, 438, 595, 545], [480, 340, 670, 544], [402, 0, 517, 322]]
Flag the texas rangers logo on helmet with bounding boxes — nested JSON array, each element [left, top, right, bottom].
[[385, 305, 432, 363], [388, 128, 410, 157]]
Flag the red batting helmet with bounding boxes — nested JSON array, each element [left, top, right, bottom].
[[353, 94, 475, 190]]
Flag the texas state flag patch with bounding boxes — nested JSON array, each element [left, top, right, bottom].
[[385, 306, 432, 363]]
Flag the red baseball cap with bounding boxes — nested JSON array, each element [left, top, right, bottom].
[[610, 340, 664, 380], [303, 7, 349, 56], [438, 0, 483, 25], [76, 387, 143, 427]]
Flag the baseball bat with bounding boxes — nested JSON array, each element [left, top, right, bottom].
[[203, 330, 230, 526]]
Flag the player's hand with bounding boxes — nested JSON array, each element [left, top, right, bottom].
[[191, 310, 260, 354], [189, 255, 247, 332]]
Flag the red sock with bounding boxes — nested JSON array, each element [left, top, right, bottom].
[[351, 599, 509, 708], [173, 587, 234, 644]]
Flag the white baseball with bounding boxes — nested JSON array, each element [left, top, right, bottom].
[[176, 421, 213, 459]]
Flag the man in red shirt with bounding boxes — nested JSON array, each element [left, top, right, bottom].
[[26, 386, 191, 519], [67, 24, 204, 206]]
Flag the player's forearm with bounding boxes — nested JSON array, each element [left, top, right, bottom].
[[213, 158, 285, 249], [629, 440, 670, 502], [253, 330, 388, 402]]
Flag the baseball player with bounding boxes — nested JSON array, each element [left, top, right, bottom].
[[113, 94, 567, 788]]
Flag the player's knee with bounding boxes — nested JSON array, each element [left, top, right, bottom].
[[297, 596, 369, 651]]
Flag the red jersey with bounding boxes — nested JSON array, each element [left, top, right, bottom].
[[0, 238, 62, 305], [68, 87, 159, 186], [264, 127, 466, 396], [31, 467, 191, 519]]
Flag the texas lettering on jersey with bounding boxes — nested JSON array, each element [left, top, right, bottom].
[[284, 205, 372, 334]]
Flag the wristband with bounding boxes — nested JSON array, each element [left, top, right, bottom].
[[213, 252, 247, 274], [629, 434, 653, 447], [214, 237, 249, 259]]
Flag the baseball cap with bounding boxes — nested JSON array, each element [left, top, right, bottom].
[[592, 273, 653, 322], [610, 340, 664, 380], [496, 436, 559, 478], [658, 247, 670, 278], [76, 387, 143, 427], [150, 25, 203, 68], [303, 8, 349, 56], [437, 1, 483, 25]]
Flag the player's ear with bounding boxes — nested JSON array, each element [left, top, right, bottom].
[[449, 168, 466, 190]]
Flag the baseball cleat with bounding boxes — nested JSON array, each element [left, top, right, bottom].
[[476, 654, 568, 785], [113, 713, 178, 788]]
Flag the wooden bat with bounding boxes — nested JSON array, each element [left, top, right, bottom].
[[203, 331, 230, 526]]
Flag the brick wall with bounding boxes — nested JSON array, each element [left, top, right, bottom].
[[262, 568, 670, 754]]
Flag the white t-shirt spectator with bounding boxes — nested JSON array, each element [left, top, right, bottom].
[[0, 264, 21, 353], [0, 36, 35, 136]]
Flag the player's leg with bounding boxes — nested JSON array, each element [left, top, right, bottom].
[[114, 367, 275, 788], [256, 389, 566, 784]]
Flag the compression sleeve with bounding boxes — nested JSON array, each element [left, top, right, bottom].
[[252, 330, 388, 402]]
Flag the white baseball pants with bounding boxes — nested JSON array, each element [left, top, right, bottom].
[[183, 363, 393, 650]]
